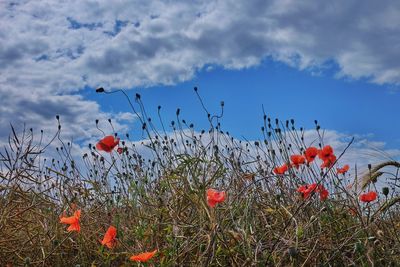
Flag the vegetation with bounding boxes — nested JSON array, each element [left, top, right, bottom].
[[1, 87, 399, 266]]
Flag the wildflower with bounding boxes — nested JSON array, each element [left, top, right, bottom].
[[130, 249, 157, 262], [297, 183, 317, 199], [360, 191, 378, 202], [337, 165, 350, 174], [206, 189, 226, 208], [96, 135, 120, 153], [101, 226, 117, 249], [318, 145, 334, 161], [321, 154, 336, 169], [304, 147, 319, 163], [290, 155, 305, 169], [297, 184, 329, 200], [60, 210, 81, 232], [318, 185, 329, 200], [117, 147, 123, 154], [273, 163, 288, 175]]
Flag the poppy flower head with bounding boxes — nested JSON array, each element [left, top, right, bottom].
[[130, 249, 157, 262], [297, 184, 329, 200], [60, 209, 81, 232], [101, 226, 117, 249], [206, 189, 226, 208], [290, 155, 306, 169], [360, 191, 378, 202], [320, 154, 337, 169], [318, 185, 329, 201], [96, 135, 120, 153], [273, 163, 288, 175], [318, 145, 334, 161], [117, 147, 123, 154], [337, 164, 350, 174], [304, 147, 319, 163]]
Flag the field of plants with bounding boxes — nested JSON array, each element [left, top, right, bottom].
[[1, 88, 399, 266]]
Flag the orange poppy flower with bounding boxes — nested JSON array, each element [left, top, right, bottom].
[[96, 135, 120, 153], [101, 226, 117, 249], [290, 155, 306, 169], [130, 249, 157, 262], [304, 147, 319, 163], [359, 191, 377, 202], [318, 145, 334, 162], [337, 164, 350, 174], [60, 210, 81, 232], [320, 154, 336, 169], [206, 189, 226, 208], [273, 163, 288, 175]]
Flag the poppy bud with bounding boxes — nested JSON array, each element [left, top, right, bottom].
[[220, 101, 224, 107], [291, 119, 295, 125], [182, 119, 186, 124], [254, 141, 259, 146], [176, 108, 180, 116], [194, 86, 198, 91], [288, 247, 298, 257], [96, 87, 105, 93], [368, 164, 372, 170], [135, 93, 141, 100], [382, 187, 389, 196]]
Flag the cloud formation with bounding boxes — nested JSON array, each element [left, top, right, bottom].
[[1, 0, 400, 146]]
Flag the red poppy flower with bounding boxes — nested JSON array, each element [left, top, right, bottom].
[[290, 155, 306, 169], [130, 249, 157, 262], [318, 145, 334, 161], [101, 226, 117, 249], [60, 210, 81, 232], [206, 189, 226, 208], [359, 191, 377, 202], [304, 147, 319, 163], [297, 183, 317, 199], [273, 163, 288, 175], [337, 164, 350, 174], [318, 185, 329, 200], [117, 147, 123, 154], [297, 184, 329, 200], [320, 154, 337, 169], [96, 135, 120, 153]]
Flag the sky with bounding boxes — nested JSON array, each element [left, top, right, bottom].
[[1, 0, 400, 166]]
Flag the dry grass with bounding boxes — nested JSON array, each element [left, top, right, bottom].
[[1, 89, 400, 266]]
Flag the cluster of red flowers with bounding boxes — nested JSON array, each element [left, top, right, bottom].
[[272, 145, 353, 201], [273, 145, 350, 175]]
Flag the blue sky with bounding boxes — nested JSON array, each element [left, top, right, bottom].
[[1, 0, 400, 164], [90, 59, 399, 147]]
